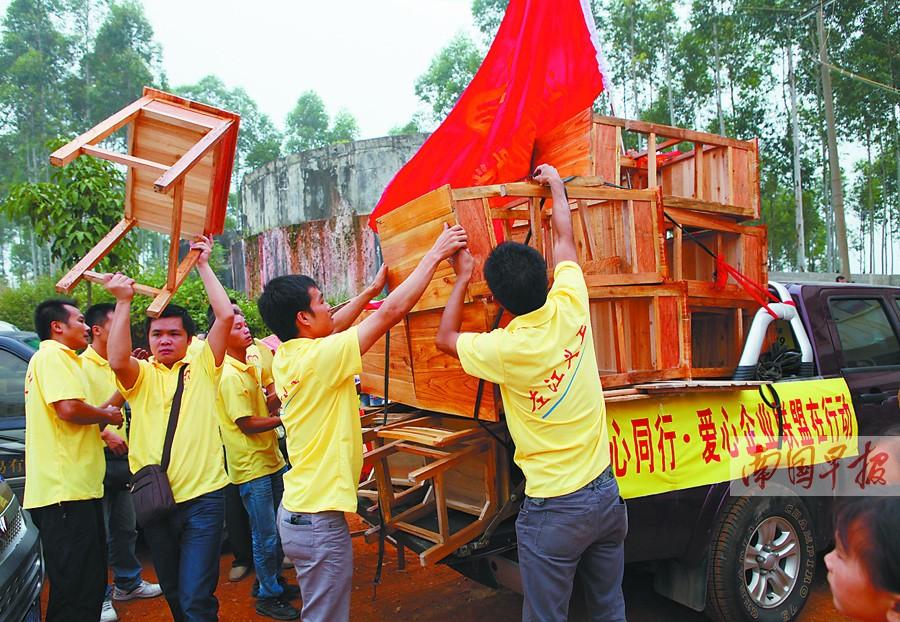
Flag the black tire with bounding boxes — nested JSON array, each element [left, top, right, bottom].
[[706, 493, 816, 622]]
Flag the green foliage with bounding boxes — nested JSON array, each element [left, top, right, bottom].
[[80, 1, 161, 125], [175, 75, 283, 179], [284, 90, 329, 152], [471, 0, 507, 43], [388, 117, 423, 136], [328, 109, 359, 144], [414, 32, 483, 122], [1, 137, 139, 271], [0, 275, 62, 330]]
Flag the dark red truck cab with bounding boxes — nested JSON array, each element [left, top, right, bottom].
[[437, 282, 900, 622]]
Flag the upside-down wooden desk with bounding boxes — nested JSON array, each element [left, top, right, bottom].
[[51, 87, 240, 316]]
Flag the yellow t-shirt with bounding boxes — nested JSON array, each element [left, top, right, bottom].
[[246, 338, 275, 389], [457, 261, 610, 498], [217, 355, 285, 485], [23, 340, 105, 508], [118, 341, 229, 503], [80, 345, 125, 440], [273, 327, 362, 513]]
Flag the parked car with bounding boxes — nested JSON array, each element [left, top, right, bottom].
[[0, 335, 32, 503], [0, 474, 42, 622]]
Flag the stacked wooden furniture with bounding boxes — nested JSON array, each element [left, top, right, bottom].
[[358, 109, 767, 565], [51, 87, 240, 316]]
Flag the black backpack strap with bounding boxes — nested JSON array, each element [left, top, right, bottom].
[[160, 365, 187, 471]]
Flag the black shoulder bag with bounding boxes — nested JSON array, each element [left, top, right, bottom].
[[130, 365, 186, 527]]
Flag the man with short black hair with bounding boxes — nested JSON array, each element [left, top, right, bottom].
[[257, 230, 464, 622], [83, 303, 162, 622], [215, 305, 300, 620], [25, 299, 124, 622], [104, 236, 234, 622], [437, 164, 627, 622]]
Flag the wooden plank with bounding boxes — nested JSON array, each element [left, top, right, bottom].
[[529, 198, 544, 255], [153, 120, 233, 193], [124, 123, 136, 219], [82, 144, 168, 175], [167, 180, 185, 290], [146, 248, 200, 317], [594, 114, 753, 150], [663, 195, 755, 219], [407, 443, 486, 483], [420, 515, 492, 566], [451, 183, 656, 203], [49, 95, 153, 166], [141, 99, 223, 131], [694, 143, 704, 201], [143, 87, 241, 123], [377, 185, 454, 235], [647, 132, 657, 188], [55, 218, 136, 294], [81, 271, 160, 298]]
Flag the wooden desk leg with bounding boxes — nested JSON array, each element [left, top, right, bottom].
[[146, 248, 201, 317], [55, 218, 136, 294], [167, 180, 186, 291]]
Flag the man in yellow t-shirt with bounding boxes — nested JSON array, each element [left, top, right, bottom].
[[102, 236, 234, 622], [437, 164, 627, 622], [257, 230, 466, 622], [215, 307, 299, 620], [83, 303, 163, 620], [24, 298, 123, 622]]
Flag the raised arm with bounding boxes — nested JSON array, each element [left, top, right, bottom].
[[436, 249, 475, 359], [331, 264, 387, 333], [193, 235, 235, 366], [357, 224, 468, 355], [533, 163, 577, 266], [104, 273, 141, 390]]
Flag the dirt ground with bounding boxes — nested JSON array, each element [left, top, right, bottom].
[[41, 515, 849, 622]]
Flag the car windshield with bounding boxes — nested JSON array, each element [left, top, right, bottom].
[[0, 349, 27, 419]]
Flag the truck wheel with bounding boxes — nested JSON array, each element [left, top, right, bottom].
[[706, 493, 816, 622]]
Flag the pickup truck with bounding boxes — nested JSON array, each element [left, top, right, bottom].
[[358, 281, 900, 622]]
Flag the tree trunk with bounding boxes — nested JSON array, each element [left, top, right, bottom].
[[866, 129, 874, 274], [788, 46, 806, 271], [817, 2, 851, 278]]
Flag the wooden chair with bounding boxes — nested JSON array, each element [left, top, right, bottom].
[[50, 87, 240, 316], [362, 414, 508, 566]]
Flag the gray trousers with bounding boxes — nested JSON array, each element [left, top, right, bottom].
[[278, 506, 352, 622], [516, 467, 628, 622]]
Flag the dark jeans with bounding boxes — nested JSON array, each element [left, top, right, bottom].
[[516, 468, 628, 622], [30, 499, 107, 622], [142, 489, 225, 622], [224, 482, 253, 568], [238, 468, 286, 599], [103, 477, 143, 593]]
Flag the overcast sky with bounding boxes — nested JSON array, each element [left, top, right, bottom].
[[0, 0, 479, 138], [142, 0, 479, 137]]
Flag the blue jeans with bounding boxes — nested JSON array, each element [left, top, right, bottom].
[[142, 489, 225, 622], [516, 468, 628, 622], [103, 484, 143, 594], [238, 468, 286, 599]]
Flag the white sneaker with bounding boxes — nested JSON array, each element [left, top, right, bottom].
[[100, 599, 118, 622], [112, 580, 163, 601]]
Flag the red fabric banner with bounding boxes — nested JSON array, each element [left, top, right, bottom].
[[369, 0, 609, 230]]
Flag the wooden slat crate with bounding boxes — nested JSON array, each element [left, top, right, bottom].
[[663, 206, 768, 302], [588, 283, 692, 388], [532, 110, 761, 221]]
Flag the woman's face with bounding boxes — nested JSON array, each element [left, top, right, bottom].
[[825, 524, 898, 622]]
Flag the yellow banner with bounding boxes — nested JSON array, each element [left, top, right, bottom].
[[607, 378, 858, 499]]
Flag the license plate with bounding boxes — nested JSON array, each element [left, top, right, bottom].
[[24, 601, 40, 622]]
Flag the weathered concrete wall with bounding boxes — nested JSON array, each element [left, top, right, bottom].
[[239, 134, 428, 297]]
